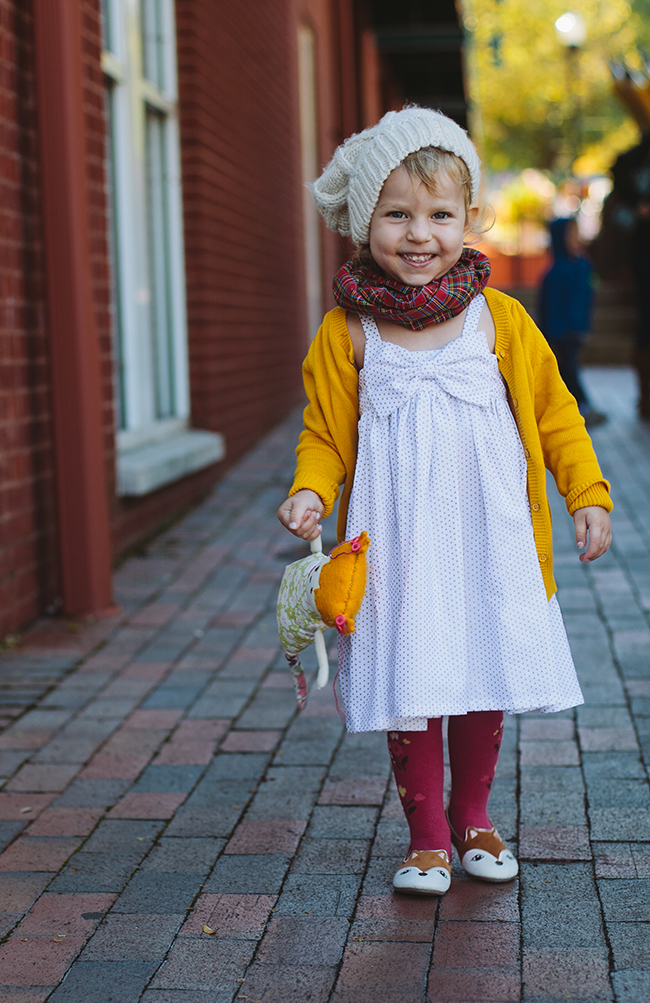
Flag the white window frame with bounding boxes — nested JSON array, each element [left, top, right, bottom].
[[102, 0, 189, 449], [102, 0, 224, 494]]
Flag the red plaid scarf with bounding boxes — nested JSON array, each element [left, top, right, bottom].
[[333, 248, 491, 331]]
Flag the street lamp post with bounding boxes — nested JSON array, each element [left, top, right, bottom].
[[555, 12, 587, 172]]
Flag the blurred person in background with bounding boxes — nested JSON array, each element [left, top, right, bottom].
[[610, 134, 650, 418], [538, 217, 607, 429]]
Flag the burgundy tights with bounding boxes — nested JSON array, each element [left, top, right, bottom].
[[387, 711, 504, 858]]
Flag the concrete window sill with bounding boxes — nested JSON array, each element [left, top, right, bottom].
[[117, 429, 225, 497]]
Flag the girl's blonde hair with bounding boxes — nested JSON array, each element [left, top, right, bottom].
[[403, 147, 472, 210], [353, 146, 492, 266]]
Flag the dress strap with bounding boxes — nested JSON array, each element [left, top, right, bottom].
[[460, 293, 485, 339], [359, 314, 383, 354]]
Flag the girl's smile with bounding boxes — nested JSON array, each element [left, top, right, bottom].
[[369, 166, 478, 286]]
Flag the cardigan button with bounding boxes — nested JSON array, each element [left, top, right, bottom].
[[525, 448, 530, 457], [532, 503, 540, 511], [498, 349, 506, 358], [539, 553, 547, 562]]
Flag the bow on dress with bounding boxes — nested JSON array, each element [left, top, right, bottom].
[[363, 330, 501, 419]]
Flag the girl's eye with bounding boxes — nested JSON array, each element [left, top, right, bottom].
[[387, 211, 406, 218], [432, 211, 452, 220]]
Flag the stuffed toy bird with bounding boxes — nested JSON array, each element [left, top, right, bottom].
[[276, 531, 370, 709]]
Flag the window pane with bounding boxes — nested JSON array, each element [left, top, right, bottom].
[[104, 0, 189, 442], [139, 0, 165, 90], [145, 109, 175, 420], [100, 0, 117, 55], [104, 87, 127, 429]]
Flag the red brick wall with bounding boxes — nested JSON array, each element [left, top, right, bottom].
[[0, 0, 369, 629], [0, 0, 116, 636], [99, 0, 368, 560], [111, 0, 319, 556], [0, 1, 57, 636], [299, 0, 359, 310], [175, 0, 307, 458]]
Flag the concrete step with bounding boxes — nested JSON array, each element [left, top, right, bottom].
[[582, 331, 634, 365], [504, 284, 635, 365]]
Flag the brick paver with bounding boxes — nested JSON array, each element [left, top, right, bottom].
[[0, 367, 648, 1001]]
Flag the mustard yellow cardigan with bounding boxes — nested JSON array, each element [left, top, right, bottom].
[[289, 287, 612, 599]]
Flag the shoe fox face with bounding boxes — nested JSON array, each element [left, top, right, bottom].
[[393, 849, 451, 896], [450, 824, 519, 883]]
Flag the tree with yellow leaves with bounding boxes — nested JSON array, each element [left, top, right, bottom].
[[462, 0, 650, 175]]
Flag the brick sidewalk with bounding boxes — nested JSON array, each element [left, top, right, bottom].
[[0, 367, 649, 1003]]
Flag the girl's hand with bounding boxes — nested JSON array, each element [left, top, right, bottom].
[[573, 506, 612, 563], [277, 489, 324, 541]]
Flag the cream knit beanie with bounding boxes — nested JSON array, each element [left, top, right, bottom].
[[311, 106, 481, 246]]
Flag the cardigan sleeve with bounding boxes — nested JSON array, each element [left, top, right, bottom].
[[289, 312, 359, 518], [517, 304, 613, 514]]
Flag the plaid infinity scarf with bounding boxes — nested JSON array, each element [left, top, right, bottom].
[[333, 247, 491, 331]]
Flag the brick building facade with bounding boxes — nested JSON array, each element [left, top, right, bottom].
[[0, 2, 58, 632], [0, 0, 467, 637]]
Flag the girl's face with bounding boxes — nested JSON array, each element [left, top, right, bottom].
[[369, 165, 478, 286]]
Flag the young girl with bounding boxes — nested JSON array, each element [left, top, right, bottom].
[[278, 107, 612, 896]]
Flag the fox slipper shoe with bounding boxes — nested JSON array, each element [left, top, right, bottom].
[[393, 849, 451, 896], [449, 822, 518, 883]]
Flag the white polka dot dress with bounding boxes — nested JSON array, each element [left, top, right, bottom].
[[339, 293, 583, 733]]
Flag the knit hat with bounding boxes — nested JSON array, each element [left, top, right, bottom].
[[311, 106, 481, 246]]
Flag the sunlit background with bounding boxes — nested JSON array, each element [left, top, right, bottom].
[[461, 0, 650, 288]]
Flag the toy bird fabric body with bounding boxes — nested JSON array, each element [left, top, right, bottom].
[[276, 532, 370, 709]]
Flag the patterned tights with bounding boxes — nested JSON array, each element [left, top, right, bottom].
[[387, 711, 504, 858]]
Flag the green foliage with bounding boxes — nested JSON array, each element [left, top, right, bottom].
[[462, 0, 650, 175], [493, 172, 555, 225]]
